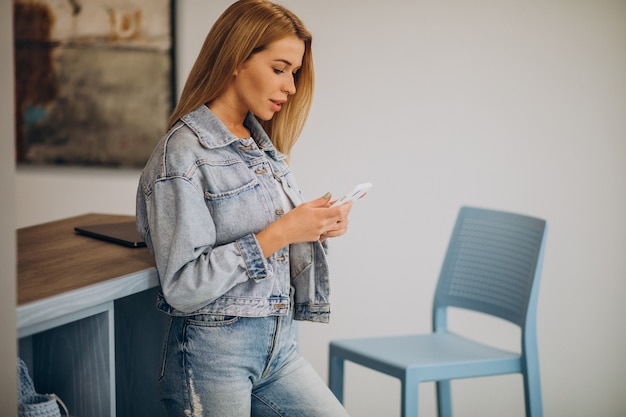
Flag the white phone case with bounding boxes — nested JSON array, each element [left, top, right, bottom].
[[330, 182, 372, 207]]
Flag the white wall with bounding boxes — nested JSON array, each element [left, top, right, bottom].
[[14, 1, 626, 416], [1, 0, 17, 413]]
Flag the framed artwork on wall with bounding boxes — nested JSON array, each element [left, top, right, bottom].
[[14, 0, 176, 168]]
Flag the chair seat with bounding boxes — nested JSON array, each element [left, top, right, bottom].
[[330, 332, 522, 382]]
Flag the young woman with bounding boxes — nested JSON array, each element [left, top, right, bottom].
[[136, 1, 352, 416]]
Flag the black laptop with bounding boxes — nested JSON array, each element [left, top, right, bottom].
[[74, 221, 146, 248]]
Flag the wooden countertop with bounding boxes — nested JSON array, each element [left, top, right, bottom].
[[18, 213, 156, 306]]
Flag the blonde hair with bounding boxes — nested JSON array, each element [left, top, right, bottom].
[[169, 0, 314, 157]]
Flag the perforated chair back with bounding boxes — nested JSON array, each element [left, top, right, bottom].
[[433, 207, 547, 333]]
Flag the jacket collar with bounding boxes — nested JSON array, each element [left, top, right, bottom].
[[181, 105, 286, 161]]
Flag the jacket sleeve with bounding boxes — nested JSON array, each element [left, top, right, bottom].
[[143, 176, 272, 313]]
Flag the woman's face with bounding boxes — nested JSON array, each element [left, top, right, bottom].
[[232, 36, 305, 121]]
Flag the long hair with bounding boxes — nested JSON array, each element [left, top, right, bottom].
[[169, 0, 314, 157]]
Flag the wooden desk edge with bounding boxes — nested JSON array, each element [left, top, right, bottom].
[[17, 266, 159, 336]]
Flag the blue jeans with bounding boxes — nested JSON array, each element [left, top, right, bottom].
[[158, 312, 350, 417]]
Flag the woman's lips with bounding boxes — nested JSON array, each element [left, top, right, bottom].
[[270, 99, 285, 111]]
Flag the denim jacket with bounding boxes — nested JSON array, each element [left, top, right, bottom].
[[136, 105, 331, 323]]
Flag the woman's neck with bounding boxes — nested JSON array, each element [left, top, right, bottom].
[[207, 99, 250, 139]]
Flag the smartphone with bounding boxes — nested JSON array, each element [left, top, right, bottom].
[[330, 182, 372, 207]]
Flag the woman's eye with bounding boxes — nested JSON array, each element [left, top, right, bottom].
[[274, 68, 285, 74]]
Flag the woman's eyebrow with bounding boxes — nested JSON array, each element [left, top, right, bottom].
[[274, 59, 293, 66]]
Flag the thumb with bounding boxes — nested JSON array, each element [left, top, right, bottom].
[[311, 192, 332, 207]]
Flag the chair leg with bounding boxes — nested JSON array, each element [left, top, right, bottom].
[[328, 353, 345, 404], [401, 376, 419, 417], [523, 368, 543, 417], [436, 380, 452, 417]]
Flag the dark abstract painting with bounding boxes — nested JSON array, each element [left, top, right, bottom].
[[14, 0, 175, 168]]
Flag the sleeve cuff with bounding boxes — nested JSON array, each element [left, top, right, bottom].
[[237, 233, 272, 280]]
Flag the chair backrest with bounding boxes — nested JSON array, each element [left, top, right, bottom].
[[432, 206, 548, 333]]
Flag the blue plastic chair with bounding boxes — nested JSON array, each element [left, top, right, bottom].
[[329, 206, 548, 417]]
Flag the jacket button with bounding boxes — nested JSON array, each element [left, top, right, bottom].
[[274, 303, 287, 310], [275, 209, 285, 215]]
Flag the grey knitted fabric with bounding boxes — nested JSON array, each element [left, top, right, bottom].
[[17, 358, 62, 417]]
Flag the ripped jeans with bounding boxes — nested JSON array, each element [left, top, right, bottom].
[[158, 311, 350, 417]]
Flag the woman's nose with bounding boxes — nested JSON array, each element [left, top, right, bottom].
[[284, 74, 296, 95]]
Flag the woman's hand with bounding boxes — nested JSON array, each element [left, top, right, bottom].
[[256, 193, 352, 257]]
